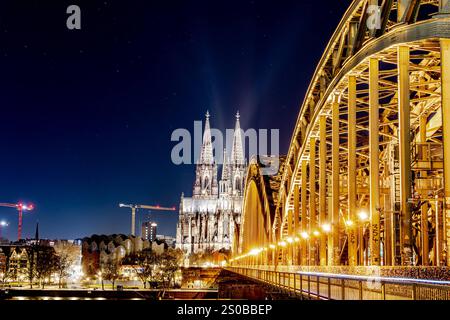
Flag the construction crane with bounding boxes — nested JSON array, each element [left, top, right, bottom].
[[0, 202, 34, 240], [119, 203, 176, 236]]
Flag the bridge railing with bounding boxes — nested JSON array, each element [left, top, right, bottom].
[[225, 266, 450, 300]]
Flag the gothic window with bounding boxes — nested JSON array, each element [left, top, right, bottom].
[[223, 214, 229, 237], [234, 175, 241, 193], [202, 175, 210, 193]]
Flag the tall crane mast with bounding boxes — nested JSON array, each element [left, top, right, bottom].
[[0, 202, 34, 240], [119, 203, 176, 236]]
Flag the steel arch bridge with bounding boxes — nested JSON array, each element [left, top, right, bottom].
[[231, 0, 450, 272]]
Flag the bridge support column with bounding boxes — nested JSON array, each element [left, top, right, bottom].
[[348, 75, 358, 267], [319, 115, 328, 266], [288, 209, 293, 265], [310, 137, 317, 265], [369, 57, 381, 266], [419, 114, 429, 266], [301, 159, 308, 266], [441, 38, 450, 267], [294, 184, 300, 265], [331, 95, 341, 266], [398, 45, 413, 266]]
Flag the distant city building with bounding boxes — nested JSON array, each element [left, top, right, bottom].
[[81, 234, 149, 276], [176, 112, 246, 256], [0, 248, 6, 272], [141, 221, 157, 241], [0, 239, 83, 285], [156, 235, 176, 248], [80, 234, 180, 277]]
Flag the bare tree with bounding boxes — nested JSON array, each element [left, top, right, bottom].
[[53, 241, 79, 288], [158, 248, 182, 289], [35, 246, 58, 289], [102, 259, 121, 290], [0, 258, 14, 288], [135, 249, 159, 289], [24, 245, 37, 289], [55, 253, 71, 289]]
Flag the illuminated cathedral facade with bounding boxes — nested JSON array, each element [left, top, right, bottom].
[[176, 111, 246, 256]]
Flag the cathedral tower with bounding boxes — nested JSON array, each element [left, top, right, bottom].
[[193, 111, 218, 198], [176, 111, 247, 258], [230, 112, 246, 197]]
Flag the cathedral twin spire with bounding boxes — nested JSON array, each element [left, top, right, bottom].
[[194, 111, 246, 198], [230, 111, 245, 166], [199, 111, 214, 165]]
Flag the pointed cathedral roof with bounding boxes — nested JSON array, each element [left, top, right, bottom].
[[199, 111, 214, 165], [221, 148, 230, 180], [231, 111, 245, 166]]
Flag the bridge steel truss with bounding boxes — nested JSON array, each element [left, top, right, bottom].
[[233, 0, 450, 270]]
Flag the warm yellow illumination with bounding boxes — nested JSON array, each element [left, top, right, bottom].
[[269, 244, 276, 249], [313, 230, 320, 237], [345, 220, 354, 227], [321, 223, 331, 233], [358, 210, 369, 222], [294, 237, 300, 242], [287, 237, 294, 243], [301, 232, 309, 239], [279, 241, 287, 247]]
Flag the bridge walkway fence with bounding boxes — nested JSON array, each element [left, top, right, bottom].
[[225, 267, 450, 300]]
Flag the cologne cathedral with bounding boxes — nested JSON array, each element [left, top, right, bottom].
[[176, 112, 246, 256]]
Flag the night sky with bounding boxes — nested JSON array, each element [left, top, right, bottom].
[[0, 0, 349, 240]]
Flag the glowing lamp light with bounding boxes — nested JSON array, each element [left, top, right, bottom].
[[358, 210, 369, 222], [269, 244, 276, 249], [287, 237, 294, 244], [294, 237, 300, 242], [313, 230, 320, 237], [301, 232, 309, 239], [345, 220, 354, 227], [18, 203, 34, 211], [278, 241, 287, 247], [0, 221, 8, 227], [321, 223, 332, 233]]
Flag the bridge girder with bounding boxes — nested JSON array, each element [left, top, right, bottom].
[[234, 0, 450, 269]]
